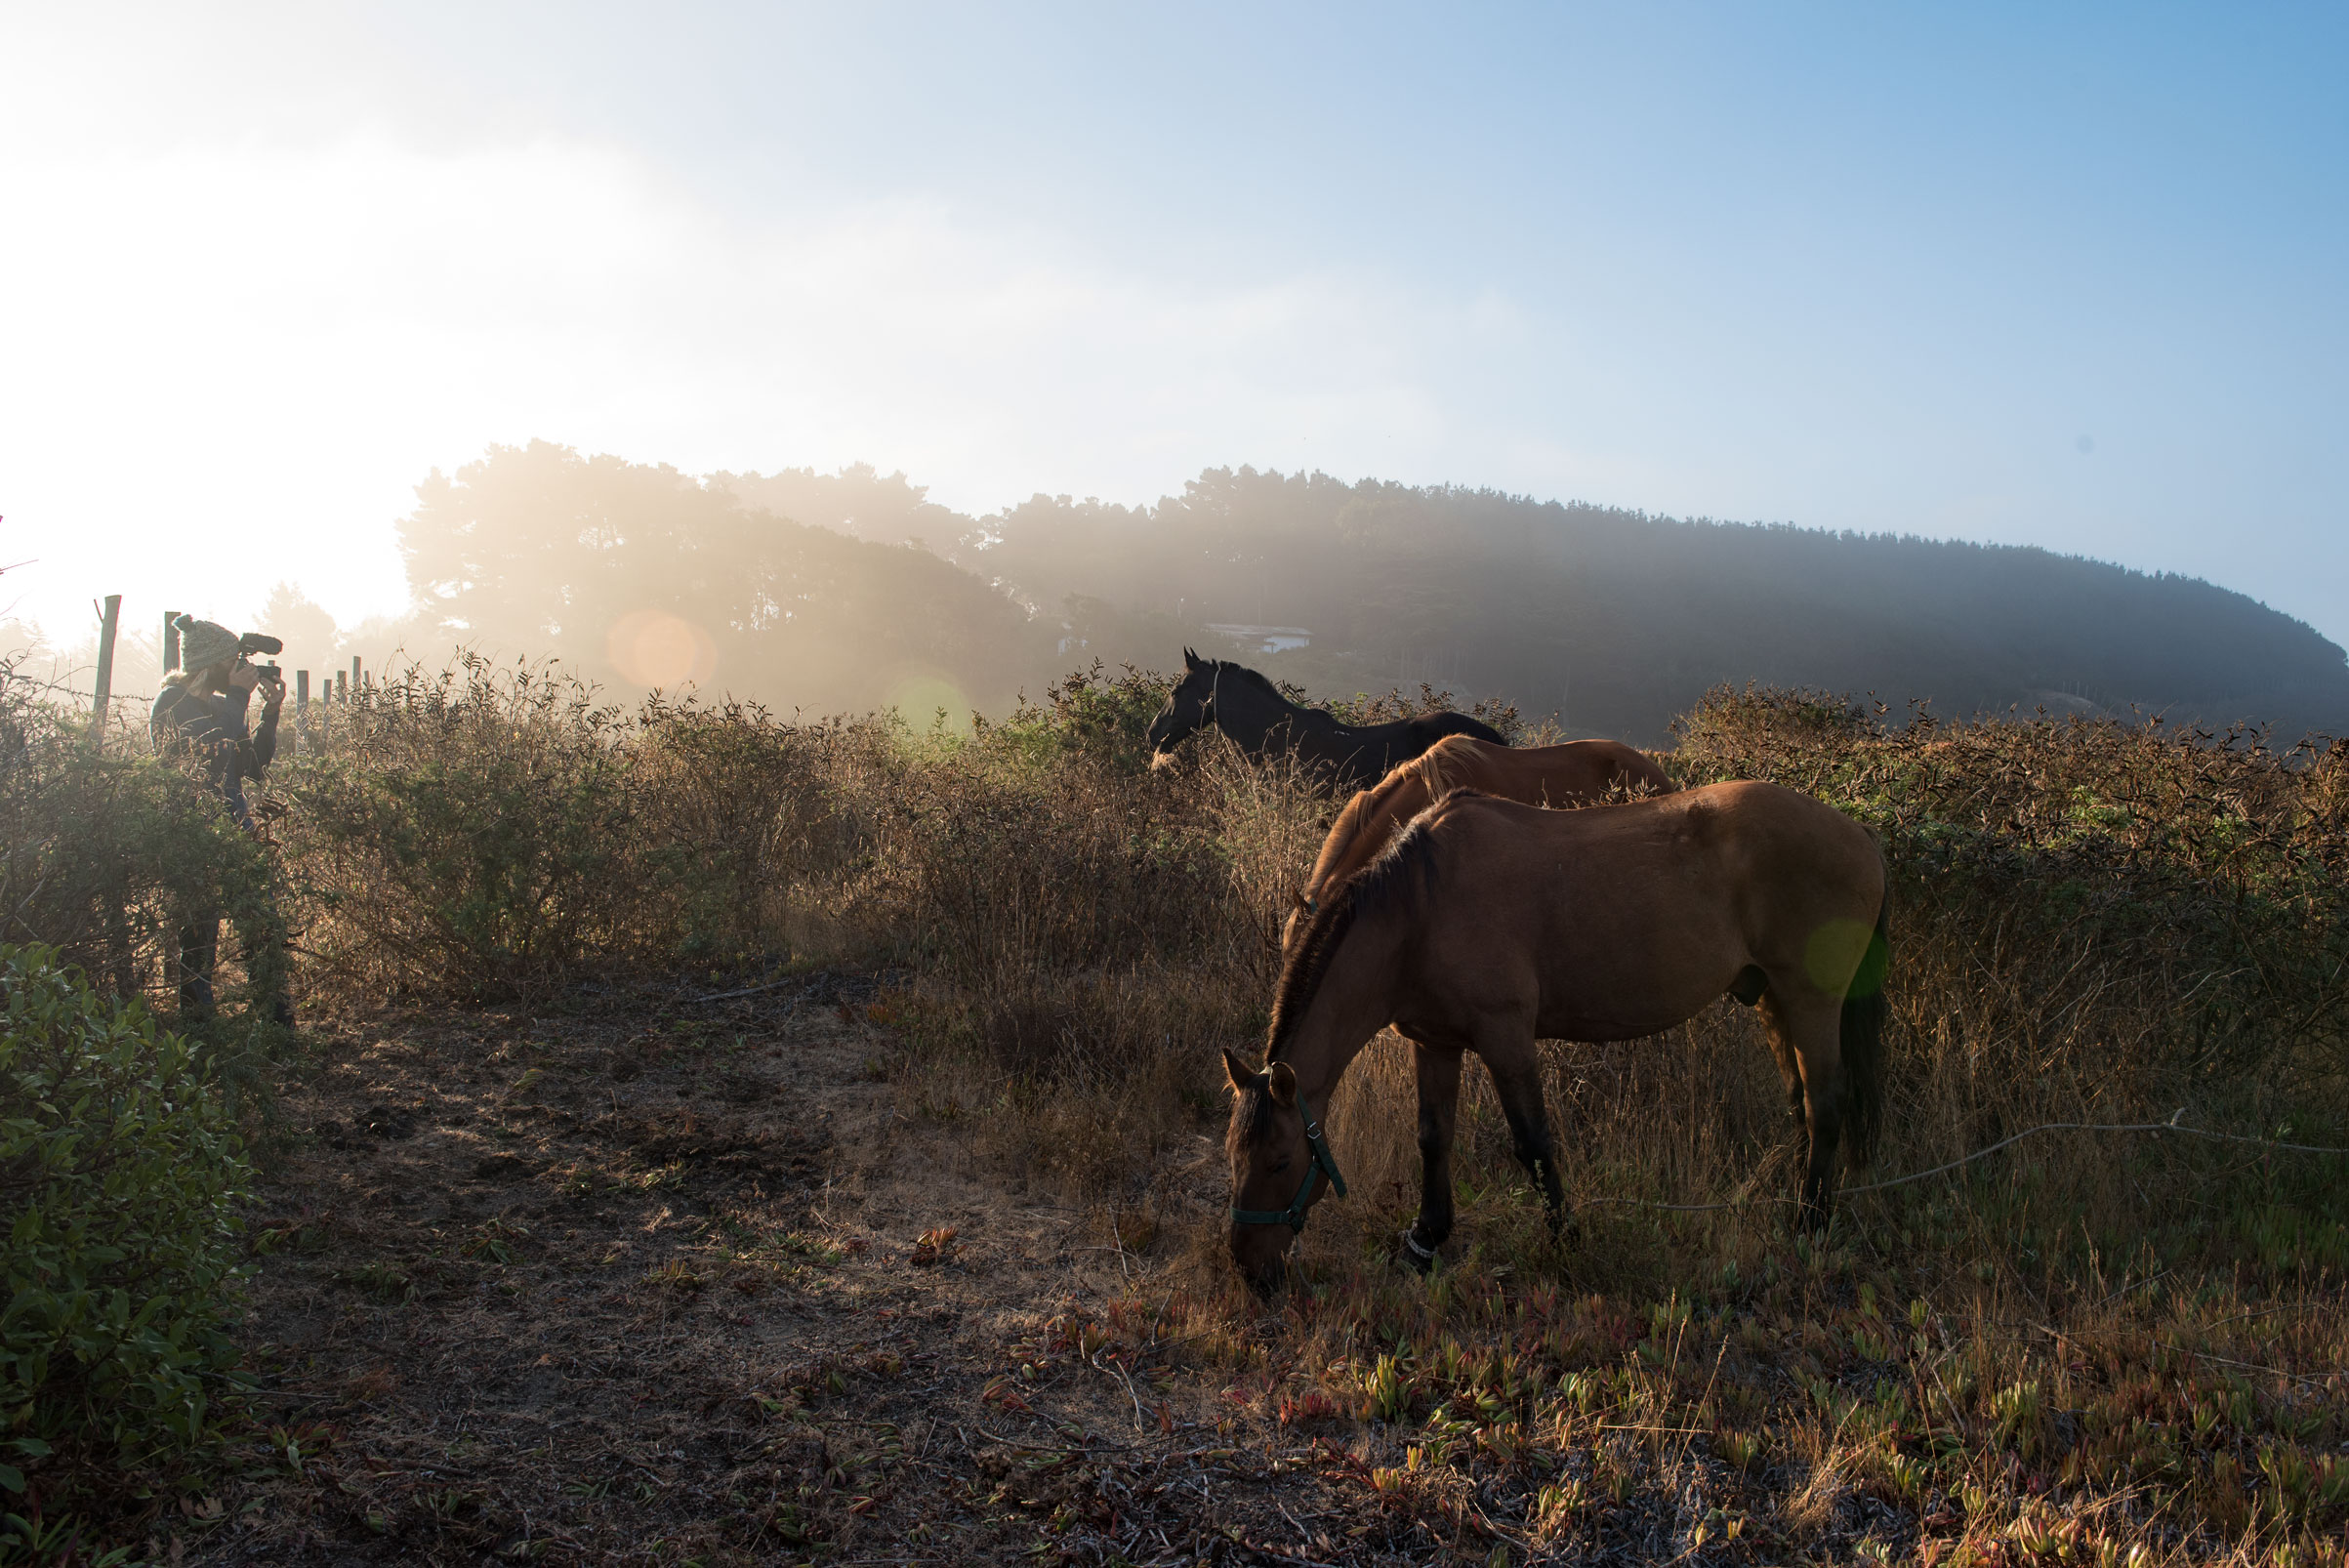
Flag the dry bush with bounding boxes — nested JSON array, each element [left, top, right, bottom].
[[280, 657, 899, 1001], [1676, 683, 2349, 1090], [845, 672, 1333, 1186]]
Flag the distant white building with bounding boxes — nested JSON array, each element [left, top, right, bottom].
[[1206, 623, 1311, 655]]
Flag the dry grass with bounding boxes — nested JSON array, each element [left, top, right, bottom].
[[1111, 690, 2349, 1564], [21, 662, 2349, 1562], [858, 679, 2349, 1562]]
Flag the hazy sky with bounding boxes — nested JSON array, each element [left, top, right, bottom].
[[4, 3, 2343, 656]]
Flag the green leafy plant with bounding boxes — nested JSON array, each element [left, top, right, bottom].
[[0, 946, 251, 1491]]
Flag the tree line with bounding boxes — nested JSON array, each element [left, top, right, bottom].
[[283, 442, 2349, 742]]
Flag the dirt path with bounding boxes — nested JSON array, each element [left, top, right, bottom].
[[181, 976, 1423, 1566]]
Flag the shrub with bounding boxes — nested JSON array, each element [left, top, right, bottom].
[[991, 660, 1176, 773], [280, 657, 642, 998], [283, 656, 910, 998], [1673, 684, 2349, 1094], [0, 946, 251, 1491], [0, 663, 279, 1026], [629, 698, 890, 961]]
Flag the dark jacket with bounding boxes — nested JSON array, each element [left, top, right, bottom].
[[151, 682, 279, 829]]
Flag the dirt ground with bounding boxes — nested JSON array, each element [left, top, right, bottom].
[[176, 974, 1456, 1567]]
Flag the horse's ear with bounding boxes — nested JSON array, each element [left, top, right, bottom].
[[1183, 646, 1199, 668], [1266, 1061, 1298, 1107], [1222, 1048, 1259, 1094]]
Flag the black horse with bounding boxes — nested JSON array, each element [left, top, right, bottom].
[[1146, 649, 1506, 793]]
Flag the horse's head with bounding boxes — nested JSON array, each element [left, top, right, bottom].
[[1146, 648, 1216, 757], [1222, 1048, 1329, 1297]]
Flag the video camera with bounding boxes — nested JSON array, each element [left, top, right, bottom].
[[237, 632, 285, 685]]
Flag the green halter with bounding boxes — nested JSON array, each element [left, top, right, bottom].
[[1229, 1088, 1349, 1232]]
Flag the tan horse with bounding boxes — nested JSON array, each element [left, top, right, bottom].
[[1283, 735, 1674, 956], [1224, 783, 1889, 1294]]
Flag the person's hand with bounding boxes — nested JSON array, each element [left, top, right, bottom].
[[227, 663, 262, 694]]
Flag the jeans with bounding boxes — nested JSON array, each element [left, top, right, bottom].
[[178, 899, 293, 1027]]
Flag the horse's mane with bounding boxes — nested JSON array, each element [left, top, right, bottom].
[[1205, 659, 1351, 729], [1204, 659, 1292, 703], [1232, 789, 1476, 1156], [1265, 791, 1474, 1063], [1410, 736, 1468, 797], [1313, 785, 1382, 885], [1313, 743, 1460, 886]]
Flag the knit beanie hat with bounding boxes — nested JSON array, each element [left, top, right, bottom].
[[174, 615, 240, 674]]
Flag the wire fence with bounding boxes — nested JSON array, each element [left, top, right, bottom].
[[1584, 1113, 2349, 1215]]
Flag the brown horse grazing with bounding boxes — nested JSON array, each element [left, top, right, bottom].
[[1282, 735, 1675, 956], [1146, 649, 1506, 794], [1224, 783, 1889, 1295]]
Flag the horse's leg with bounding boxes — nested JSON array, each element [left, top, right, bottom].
[[1755, 991, 1806, 1122], [1479, 1034, 1570, 1236], [1405, 1036, 1463, 1270], [1758, 990, 1845, 1230]]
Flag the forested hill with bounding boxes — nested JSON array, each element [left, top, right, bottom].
[[959, 469, 2349, 742], [382, 445, 2348, 743]]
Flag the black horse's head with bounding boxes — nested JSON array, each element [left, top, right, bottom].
[[1146, 648, 1217, 757]]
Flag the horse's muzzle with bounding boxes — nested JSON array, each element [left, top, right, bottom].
[[1229, 1226, 1296, 1297]]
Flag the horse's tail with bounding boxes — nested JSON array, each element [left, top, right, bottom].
[[1839, 864, 1892, 1168]]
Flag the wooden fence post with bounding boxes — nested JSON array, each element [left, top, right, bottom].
[[92, 595, 136, 996], [162, 608, 181, 674], [90, 595, 121, 752], [296, 669, 309, 752]]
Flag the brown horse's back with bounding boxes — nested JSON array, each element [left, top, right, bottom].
[[1415, 734, 1669, 807], [1399, 783, 1883, 1045], [1291, 736, 1672, 949]]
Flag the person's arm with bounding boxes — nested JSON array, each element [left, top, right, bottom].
[[220, 667, 267, 777], [248, 677, 282, 773]]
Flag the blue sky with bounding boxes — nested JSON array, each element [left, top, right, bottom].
[[3, 3, 2342, 650]]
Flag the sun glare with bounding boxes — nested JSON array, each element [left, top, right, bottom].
[[605, 609, 718, 689]]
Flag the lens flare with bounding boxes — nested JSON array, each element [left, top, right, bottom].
[[1803, 917, 1876, 995], [885, 669, 970, 730], [607, 610, 718, 689]]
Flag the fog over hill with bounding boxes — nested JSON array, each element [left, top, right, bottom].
[[346, 442, 2349, 745]]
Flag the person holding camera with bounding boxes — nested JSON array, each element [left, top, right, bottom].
[[150, 614, 292, 1024], [151, 616, 284, 829]]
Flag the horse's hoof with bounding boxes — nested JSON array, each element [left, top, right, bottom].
[[1398, 1227, 1439, 1274]]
